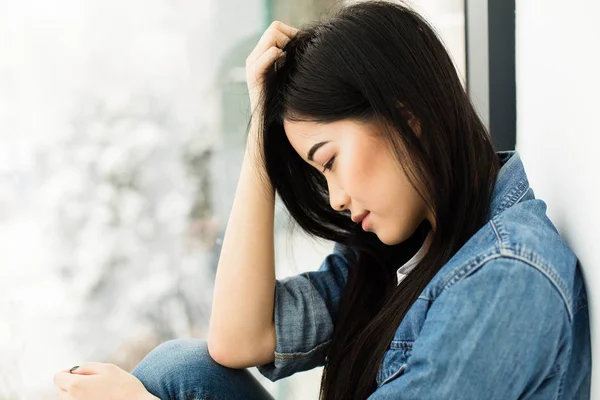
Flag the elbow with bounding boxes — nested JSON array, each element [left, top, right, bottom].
[[207, 319, 231, 366], [207, 333, 233, 367], [207, 332, 246, 368], [207, 328, 275, 369], [207, 340, 249, 369]]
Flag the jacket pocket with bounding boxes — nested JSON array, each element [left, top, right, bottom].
[[376, 340, 413, 387]]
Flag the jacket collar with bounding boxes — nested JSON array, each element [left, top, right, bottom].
[[487, 150, 531, 220]]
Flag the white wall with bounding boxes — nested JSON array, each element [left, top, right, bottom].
[[516, 0, 600, 396]]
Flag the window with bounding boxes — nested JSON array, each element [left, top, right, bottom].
[[0, 1, 470, 398]]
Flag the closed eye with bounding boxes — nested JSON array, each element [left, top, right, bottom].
[[322, 156, 335, 173]]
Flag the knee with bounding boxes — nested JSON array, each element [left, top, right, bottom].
[[132, 338, 216, 388], [133, 338, 272, 400]]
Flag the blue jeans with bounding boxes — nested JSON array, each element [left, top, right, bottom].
[[132, 339, 275, 400]]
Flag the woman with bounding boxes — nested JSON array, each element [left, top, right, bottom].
[[54, 1, 591, 399]]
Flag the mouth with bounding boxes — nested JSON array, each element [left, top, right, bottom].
[[351, 211, 370, 224]]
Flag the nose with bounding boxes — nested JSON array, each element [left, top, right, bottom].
[[328, 180, 350, 212]]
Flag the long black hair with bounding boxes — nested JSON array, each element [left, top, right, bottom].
[[256, 1, 501, 398]]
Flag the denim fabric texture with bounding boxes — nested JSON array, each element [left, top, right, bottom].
[[133, 338, 275, 400], [255, 151, 592, 399]]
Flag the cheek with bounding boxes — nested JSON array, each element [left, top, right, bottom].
[[338, 140, 389, 199]]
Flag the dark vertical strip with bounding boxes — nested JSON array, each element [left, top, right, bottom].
[[488, 0, 516, 151]]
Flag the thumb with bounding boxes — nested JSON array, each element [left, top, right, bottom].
[[69, 362, 111, 375]]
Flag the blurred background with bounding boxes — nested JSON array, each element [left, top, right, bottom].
[[1, 0, 598, 399]]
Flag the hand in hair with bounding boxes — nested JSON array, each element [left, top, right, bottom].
[[245, 20, 298, 113]]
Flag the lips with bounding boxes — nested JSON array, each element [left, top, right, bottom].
[[352, 211, 370, 224]]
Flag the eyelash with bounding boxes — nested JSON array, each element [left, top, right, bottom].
[[322, 156, 335, 173]]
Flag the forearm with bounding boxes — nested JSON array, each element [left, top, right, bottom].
[[208, 121, 276, 358]]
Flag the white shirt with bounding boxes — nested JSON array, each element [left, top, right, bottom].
[[396, 232, 432, 286]]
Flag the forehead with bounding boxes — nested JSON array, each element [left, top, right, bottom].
[[283, 119, 337, 139], [283, 118, 378, 150]]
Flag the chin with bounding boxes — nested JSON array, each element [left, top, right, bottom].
[[375, 226, 418, 246], [375, 231, 403, 246]]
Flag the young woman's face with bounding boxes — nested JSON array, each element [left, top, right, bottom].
[[283, 118, 433, 245]]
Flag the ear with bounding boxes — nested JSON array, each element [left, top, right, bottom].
[[396, 101, 422, 137]]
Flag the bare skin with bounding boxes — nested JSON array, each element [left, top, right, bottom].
[[207, 20, 299, 368], [284, 118, 435, 245]]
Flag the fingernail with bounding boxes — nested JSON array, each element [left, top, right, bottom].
[[69, 366, 79, 373]]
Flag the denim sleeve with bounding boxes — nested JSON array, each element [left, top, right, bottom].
[[256, 242, 354, 381], [367, 257, 571, 399]]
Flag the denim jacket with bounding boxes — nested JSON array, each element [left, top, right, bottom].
[[257, 151, 591, 399]]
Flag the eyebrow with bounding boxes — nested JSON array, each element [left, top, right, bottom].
[[307, 141, 330, 162]]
